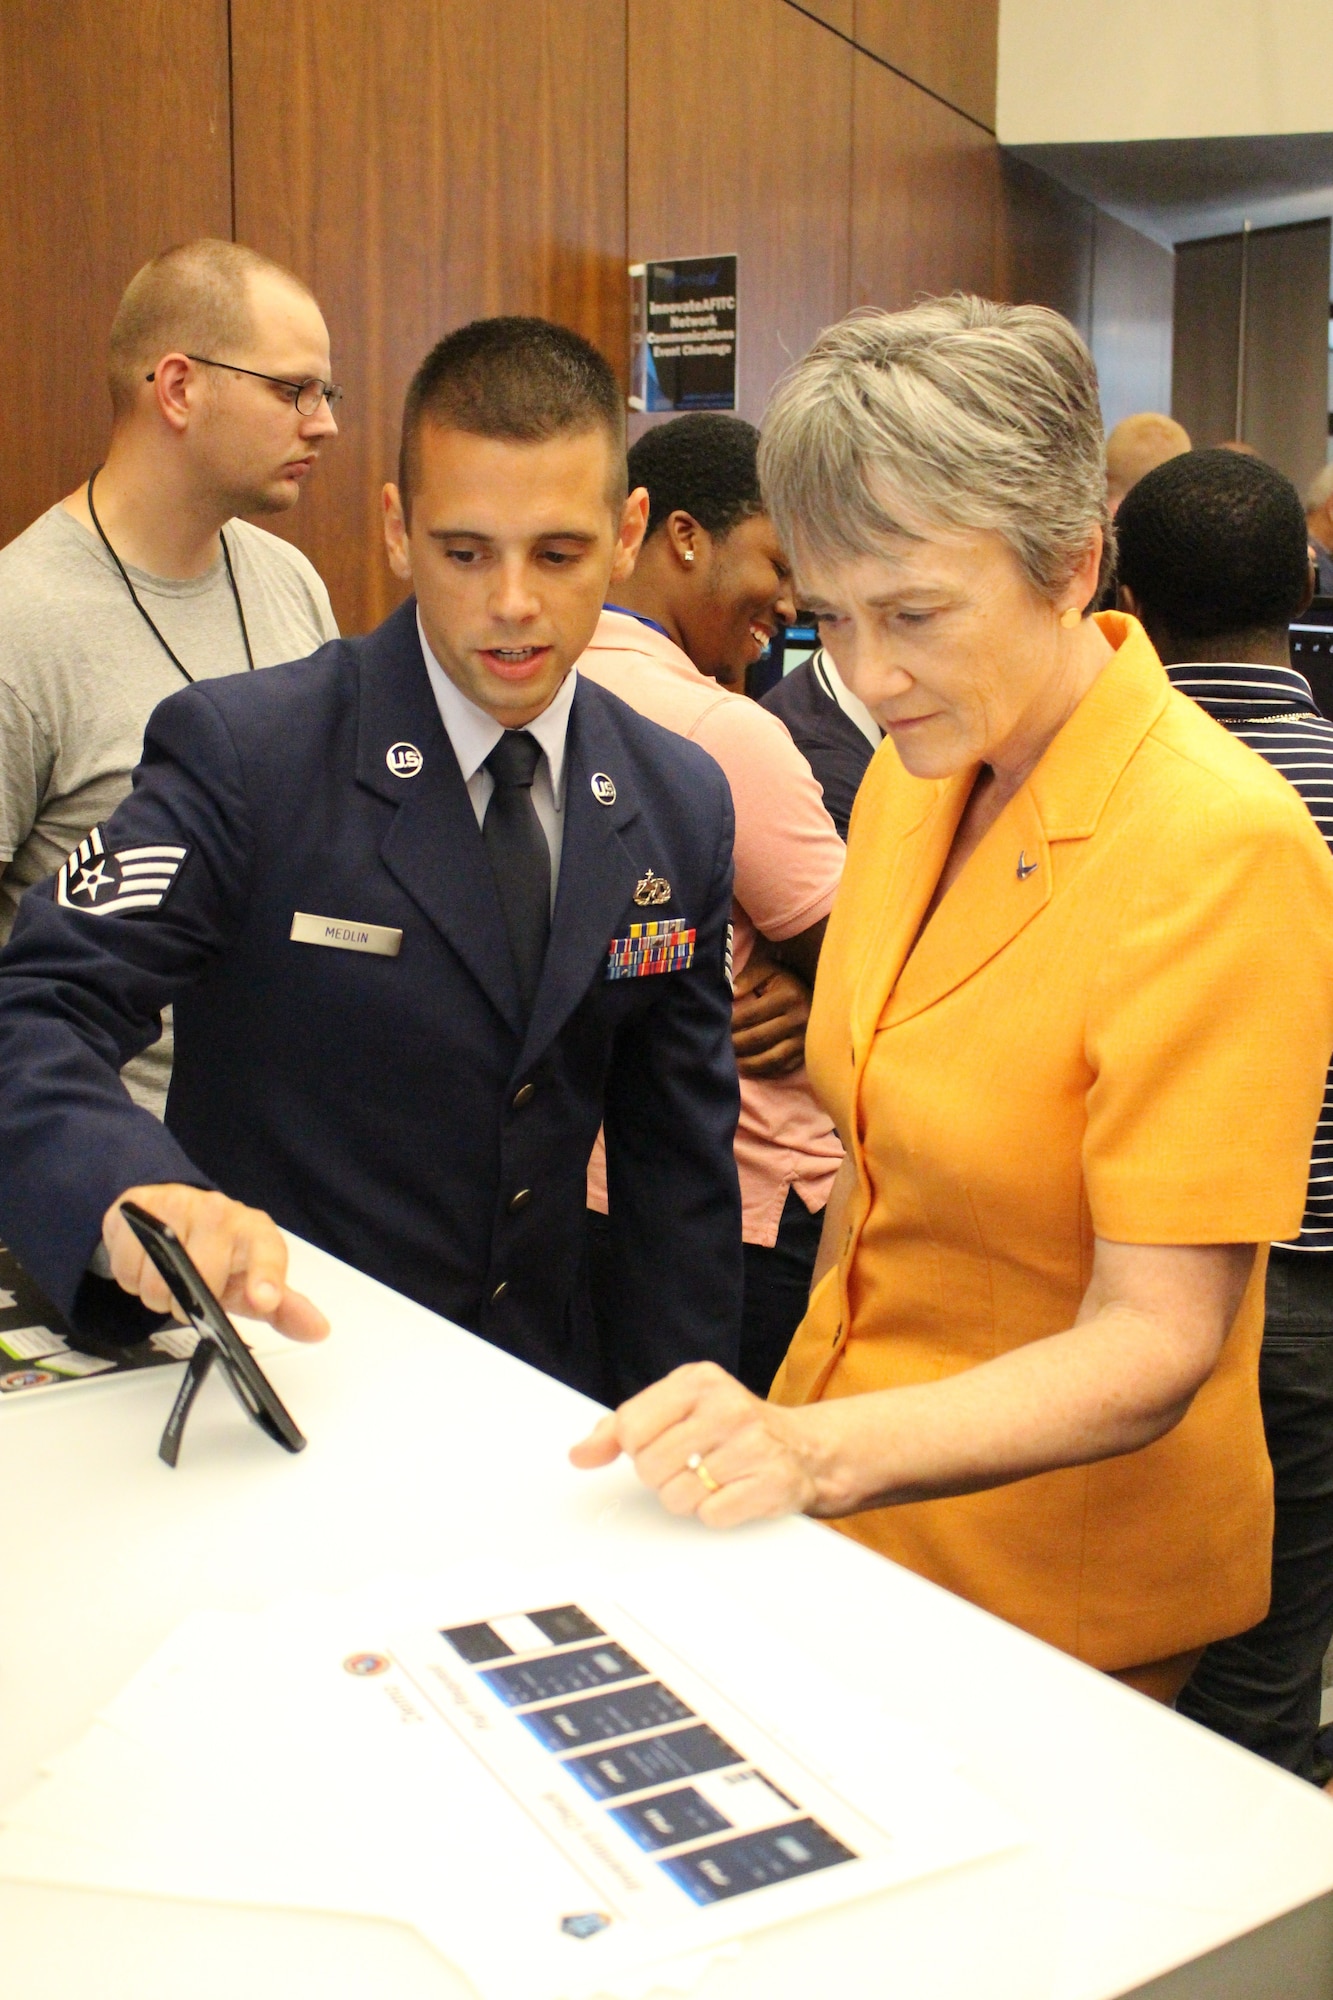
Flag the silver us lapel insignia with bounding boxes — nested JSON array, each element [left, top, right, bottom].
[[632, 870, 672, 907]]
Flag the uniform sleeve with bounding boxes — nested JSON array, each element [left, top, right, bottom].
[[601, 769, 743, 1398], [0, 674, 52, 864], [1084, 788, 1333, 1244], [690, 700, 844, 940], [0, 685, 256, 1326]]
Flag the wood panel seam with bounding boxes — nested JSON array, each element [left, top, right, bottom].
[[779, 0, 996, 136], [226, 0, 236, 239]]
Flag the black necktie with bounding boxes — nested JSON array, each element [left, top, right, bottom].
[[483, 730, 551, 1018]]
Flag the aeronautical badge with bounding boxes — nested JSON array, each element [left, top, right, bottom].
[[632, 870, 671, 907], [56, 827, 187, 916], [606, 918, 696, 980]]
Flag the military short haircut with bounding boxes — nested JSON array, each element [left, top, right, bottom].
[[628, 413, 764, 541], [108, 239, 313, 420], [398, 317, 626, 516], [1116, 447, 1310, 643]]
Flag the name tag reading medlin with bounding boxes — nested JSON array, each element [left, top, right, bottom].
[[290, 912, 403, 957]]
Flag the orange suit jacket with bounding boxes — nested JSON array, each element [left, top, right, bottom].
[[773, 616, 1333, 1669]]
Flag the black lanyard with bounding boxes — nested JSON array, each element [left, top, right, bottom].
[[85, 468, 256, 685]]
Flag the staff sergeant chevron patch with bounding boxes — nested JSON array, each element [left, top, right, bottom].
[[55, 826, 188, 916]]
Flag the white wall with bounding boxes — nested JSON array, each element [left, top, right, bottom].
[[1089, 212, 1175, 428], [998, 0, 1333, 145]]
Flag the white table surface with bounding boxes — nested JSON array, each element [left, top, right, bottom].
[[4, 1235, 1333, 2000]]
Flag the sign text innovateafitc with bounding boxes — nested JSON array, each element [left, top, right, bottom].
[[630, 256, 737, 413]]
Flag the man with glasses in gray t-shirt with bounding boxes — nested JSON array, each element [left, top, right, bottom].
[[0, 238, 340, 1111]]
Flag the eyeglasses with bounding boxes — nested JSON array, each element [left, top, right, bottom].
[[146, 355, 344, 416]]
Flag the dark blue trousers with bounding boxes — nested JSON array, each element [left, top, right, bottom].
[[739, 1185, 825, 1398], [1177, 1249, 1333, 1782], [587, 1185, 823, 1401]]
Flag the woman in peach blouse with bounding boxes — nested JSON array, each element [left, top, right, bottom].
[[574, 298, 1333, 1701]]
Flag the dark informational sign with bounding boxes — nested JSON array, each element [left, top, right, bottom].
[[630, 255, 738, 413]]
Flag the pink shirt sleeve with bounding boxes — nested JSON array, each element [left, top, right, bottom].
[[689, 698, 844, 941]]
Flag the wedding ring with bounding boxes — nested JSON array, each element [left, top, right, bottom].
[[686, 1450, 721, 1494]]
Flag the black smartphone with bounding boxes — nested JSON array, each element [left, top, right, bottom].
[[118, 1200, 306, 1464]]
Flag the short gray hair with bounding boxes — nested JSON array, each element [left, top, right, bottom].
[[759, 295, 1114, 603]]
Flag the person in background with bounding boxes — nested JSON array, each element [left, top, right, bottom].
[[573, 298, 1333, 1709], [760, 640, 882, 841], [1305, 464, 1333, 597], [1104, 411, 1191, 515], [611, 413, 795, 696], [611, 416, 821, 1104], [581, 413, 846, 1395], [0, 239, 340, 1112], [1117, 447, 1333, 1782], [0, 318, 743, 1404]]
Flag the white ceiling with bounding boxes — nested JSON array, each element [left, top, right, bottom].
[[1008, 133, 1333, 250]]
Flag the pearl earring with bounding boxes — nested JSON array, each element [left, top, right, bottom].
[[1060, 606, 1081, 628]]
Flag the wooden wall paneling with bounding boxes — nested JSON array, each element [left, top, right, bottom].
[[854, 0, 998, 129], [1171, 235, 1244, 450], [627, 0, 853, 432], [232, 0, 628, 636], [784, 0, 855, 33], [851, 55, 998, 314], [995, 154, 1093, 337], [0, 0, 231, 550], [1242, 219, 1331, 493], [1088, 210, 1174, 432]]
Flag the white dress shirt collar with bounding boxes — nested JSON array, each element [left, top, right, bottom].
[[813, 647, 883, 751], [417, 609, 575, 806]]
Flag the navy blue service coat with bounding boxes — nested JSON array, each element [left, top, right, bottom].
[[0, 599, 742, 1401]]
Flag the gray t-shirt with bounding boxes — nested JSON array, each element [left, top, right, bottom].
[[0, 503, 338, 1108]]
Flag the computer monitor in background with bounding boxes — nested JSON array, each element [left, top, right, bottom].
[[1290, 598, 1333, 720], [746, 619, 819, 701]]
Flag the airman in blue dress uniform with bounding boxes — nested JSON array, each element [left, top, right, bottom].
[[0, 320, 743, 1402]]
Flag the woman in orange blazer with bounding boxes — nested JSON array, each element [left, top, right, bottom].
[[573, 298, 1333, 1700]]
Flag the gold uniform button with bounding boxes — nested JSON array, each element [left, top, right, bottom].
[[507, 1188, 532, 1214], [512, 1083, 536, 1109], [490, 1280, 508, 1304]]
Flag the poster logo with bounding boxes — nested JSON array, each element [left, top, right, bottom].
[[0, 1368, 57, 1393], [343, 1651, 391, 1677], [560, 1912, 612, 1940]]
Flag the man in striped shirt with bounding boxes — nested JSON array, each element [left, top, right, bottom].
[[1117, 446, 1333, 1782]]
